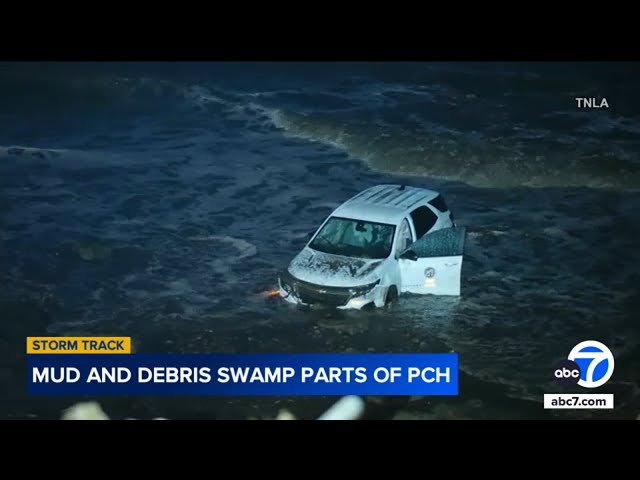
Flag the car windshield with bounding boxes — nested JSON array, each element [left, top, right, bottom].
[[308, 217, 396, 259]]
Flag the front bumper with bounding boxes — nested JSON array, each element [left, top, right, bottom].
[[278, 270, 383, 309]]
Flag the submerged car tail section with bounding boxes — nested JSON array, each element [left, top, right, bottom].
[[277, 184, 466, 310]]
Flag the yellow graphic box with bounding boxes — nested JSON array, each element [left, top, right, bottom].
[[27, 337, 132, 354]]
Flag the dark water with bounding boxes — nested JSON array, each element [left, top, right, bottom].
[[1, 62, 639, 419]]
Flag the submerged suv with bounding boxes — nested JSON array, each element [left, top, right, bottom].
[[278, 184, 466, 310]]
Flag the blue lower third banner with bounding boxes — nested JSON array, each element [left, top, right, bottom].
[[27, 354, 458, 396]]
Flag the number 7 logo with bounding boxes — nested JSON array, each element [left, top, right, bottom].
[[567, 341, 615, 389]]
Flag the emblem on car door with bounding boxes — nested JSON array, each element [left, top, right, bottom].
[[424, 267, 435, 278]]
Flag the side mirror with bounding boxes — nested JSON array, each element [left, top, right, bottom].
[[399, 250, 418, 261]]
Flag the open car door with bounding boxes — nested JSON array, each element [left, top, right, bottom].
[[398, 226, 466, 296]]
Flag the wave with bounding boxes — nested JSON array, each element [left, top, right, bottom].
[[0, 64, 233, 118], [2, 63, 638, 191], [266, 109, 640, 191], [0, 145, 66, 158]]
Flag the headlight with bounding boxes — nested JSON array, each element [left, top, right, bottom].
[[348, 279, 380, 297], [279, 270, 295, 293], [278, 279, 290, 294]]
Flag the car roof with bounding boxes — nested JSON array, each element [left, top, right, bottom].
[[331, 184, 442, 225]]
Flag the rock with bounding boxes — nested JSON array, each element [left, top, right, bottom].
[[62, 402, 109, 420], [393, 410, 435, 420], [317, 396, 365, 420], [276, 409, 296, 420], [367, 396, 385, 405]]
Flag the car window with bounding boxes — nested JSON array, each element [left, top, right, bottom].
[[428, 194, 449, 213], [309, 217, 395, 259], [396, 218, 413, 254], [409, 205, 438, 238]]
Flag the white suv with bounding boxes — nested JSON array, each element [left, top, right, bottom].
[[278, 184, 466, 310]]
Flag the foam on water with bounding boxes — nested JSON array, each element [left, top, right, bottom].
[[266, 109, 640, 190], [187, 235, 258, 259]]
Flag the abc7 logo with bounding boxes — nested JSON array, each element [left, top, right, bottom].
[[553, 360, 581, 386], [554, 340, 615, 388]]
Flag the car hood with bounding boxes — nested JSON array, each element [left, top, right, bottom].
[[287, 247, 385, 287]]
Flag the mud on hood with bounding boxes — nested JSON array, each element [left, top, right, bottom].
[[288, 247, 384, 287]]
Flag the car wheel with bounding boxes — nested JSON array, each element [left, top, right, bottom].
[[384, 286, 398, 306]]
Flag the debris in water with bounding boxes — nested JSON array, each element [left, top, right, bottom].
[[262, 288, 281, 298], [74, 243, 112, 261]]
